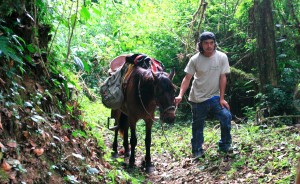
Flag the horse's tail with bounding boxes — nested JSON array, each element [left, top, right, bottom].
[[118, 113, 128, 138]]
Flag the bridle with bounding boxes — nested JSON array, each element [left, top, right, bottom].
[[138, 77, 176, 119], [160, 105, 176, 114], [137, 76, 179, 159]]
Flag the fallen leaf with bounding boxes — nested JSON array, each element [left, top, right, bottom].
[[63, 136, 70, 142], [67, 175, 79, 183], [0, 144, 7, 153], [35, 83, 44, 93], [25, 108, 31, 113], [23, 131, 29, 138], [7, 111, 12, 118], [87, 167, 99, 175], [6, 140, 17, 148], [42, 132, 46, 139], [34, 148, 44, 156], [0, 142, 6, 149], [1, 160, 12, 171], [6, 158, 21, 166], [53, 136, 61, 142], [82, 121, 87, 129], [24, 101, 33, 109], [31, 115, 46, 123], [29, 140, 37, 147], [72, 153, 85, 160], [277, 154, 286, 160], [45, 132, 50, 138], [8, 171, 17, 183]]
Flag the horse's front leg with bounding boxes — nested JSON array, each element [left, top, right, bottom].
[[112, 127, 119, 158], [145, 120, 154, 173], [129, 123, 137, 167]]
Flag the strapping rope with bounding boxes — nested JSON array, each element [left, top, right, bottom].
[[138, 78, 180, 159]]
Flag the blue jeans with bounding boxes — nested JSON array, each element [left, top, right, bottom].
[[190, 96, 232, 154]]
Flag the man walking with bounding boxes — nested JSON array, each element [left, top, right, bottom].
[[175, 31, 232, 158]]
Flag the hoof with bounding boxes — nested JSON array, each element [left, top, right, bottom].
[[145, 165, 155, 173], [142, 161, 154, 173], [129, 162, 135, 168], [111, 152, 118, 158], [124, 151, 131, 158]]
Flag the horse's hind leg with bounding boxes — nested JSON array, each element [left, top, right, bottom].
[[120, 113, 130, 157], [111, 110, 120, 158], [129, 122, 137, 167]]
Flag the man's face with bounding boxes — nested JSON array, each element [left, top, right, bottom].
[[201, 39, 215, 55]]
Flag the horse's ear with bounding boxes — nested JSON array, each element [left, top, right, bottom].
[[169, 67, 175, 80]]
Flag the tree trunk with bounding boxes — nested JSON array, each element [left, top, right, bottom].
[[253, 0, 278, 92]]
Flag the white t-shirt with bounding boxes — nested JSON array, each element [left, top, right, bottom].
[[184, 50, 230, 103]]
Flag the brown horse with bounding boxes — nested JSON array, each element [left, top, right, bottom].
[[111, 65, 176, 173]]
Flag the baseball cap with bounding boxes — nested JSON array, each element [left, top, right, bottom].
[[200, 31, 216, 41]]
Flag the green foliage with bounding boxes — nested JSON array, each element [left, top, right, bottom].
[[235, 0, 253, 19], [256, 67, 299, 116], [0, 25, 26, 75], [47, 0, 199, 89], [241, 106, 256, 121], [79, 94, 110, 149], [46, 0, 298, 119], [3, 0, 299, 180], [72, 129, 87, 138], [0, 36, 23, 64], [148, 119, 298, 182], [0, 169, 9, 183]]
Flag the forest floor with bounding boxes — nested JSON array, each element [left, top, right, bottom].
[[1, 75, 299, 184], [104, 134, 244, 184], [103, 120, 300, 184], [1, 100, 299, 183], [110, 145, 240, 184]]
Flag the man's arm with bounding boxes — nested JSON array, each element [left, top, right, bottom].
[[219, 73, 230, 109], [175, 73, 193, 105]]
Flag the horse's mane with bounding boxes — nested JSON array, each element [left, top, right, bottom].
[[132, 66, 171, 86], [133, 66, 154, 81], [132, 67, 155, 100]]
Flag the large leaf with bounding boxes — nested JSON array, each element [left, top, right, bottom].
[[73, 56, 84, 70], [80, 6, 90, 21], [0, 36, 23, 64]]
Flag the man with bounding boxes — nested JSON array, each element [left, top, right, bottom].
[[175, 31, 232, 159]]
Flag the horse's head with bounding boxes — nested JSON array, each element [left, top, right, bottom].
[[153, 68, 176, 124]]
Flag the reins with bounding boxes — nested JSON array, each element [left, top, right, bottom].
[[138, 78, 179, 159], [137, 77, 175, 120], [138, 78, 153, 118]]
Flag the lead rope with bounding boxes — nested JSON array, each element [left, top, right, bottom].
[[138, 78, 179, 159]]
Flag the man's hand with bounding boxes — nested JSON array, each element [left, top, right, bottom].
[[220, 99, 230, 110], [174, 96, 183, 106]]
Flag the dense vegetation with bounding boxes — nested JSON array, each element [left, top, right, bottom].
[[43, 0, 300, 118], [0, 0, 299, 183]]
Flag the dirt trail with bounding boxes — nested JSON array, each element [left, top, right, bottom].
[[104, 132, 238, 184]]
